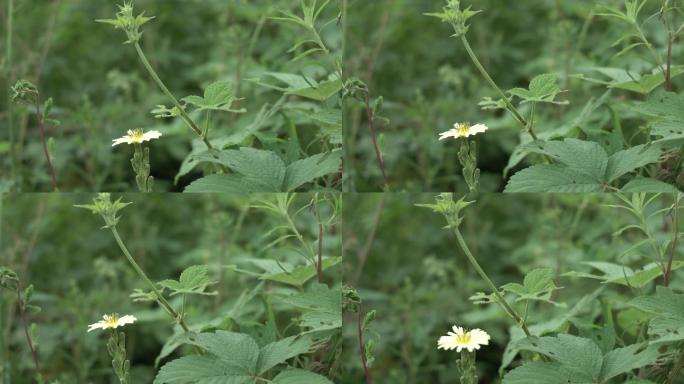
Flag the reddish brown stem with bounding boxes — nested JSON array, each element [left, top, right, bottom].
[[364, 93, 389, 190], [357, 307, 372, 384], [15, 284, 40, 376], [33, 94, 58, 191]]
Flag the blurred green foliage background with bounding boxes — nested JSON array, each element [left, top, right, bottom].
[[1, 0, 342, 192], [0, 193, 341, 383], [345, 0, 682, 192], [341, 193, 684, 383]]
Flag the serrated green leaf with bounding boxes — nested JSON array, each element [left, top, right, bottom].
[[153, 355, 252, 384], [600, 344, 659, 381], [505, 164, 604, 193], [621, 177, 680, 192], [182, 80, 244, 113], [158, 265, 217, 296], [260, 257, 341, 286], [517, 334, 603, 380], [284, 283, 341, 333], [605, 144, 662, 182], [254, 72, 342, 101], [284, 151, 341, 191], [257, 336, 313, 374], [272, 369, 334, 384], [502, 268, 561, 305], [508, 74, 568, 105], [502, 362, 580, 384]]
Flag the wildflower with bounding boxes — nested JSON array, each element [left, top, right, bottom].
[[439, 123, 488, 141], [438, 326, 490, 352], [87, 314, 137, 332], [112, 129, 161, 147]]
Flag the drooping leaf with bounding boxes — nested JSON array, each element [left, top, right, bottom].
[[508, 74, 568, 105], [284, 151, 342, 191], [256, 336, 313, 374], [254, 72, 342, 101], [284, 283, 341, 333], [158, 265, 217, 296], [182, 80, 244, 113], [271, 369, 334, 384]]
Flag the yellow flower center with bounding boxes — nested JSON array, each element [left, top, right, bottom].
[[103, 314, 119, 328], [455, 332, 472, 345], [456, 124, 471, 137], [127, 129, 145, 143]]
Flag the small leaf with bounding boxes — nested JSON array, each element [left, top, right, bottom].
[[157, 265, 217, 296], [508, 74, 568, 105]]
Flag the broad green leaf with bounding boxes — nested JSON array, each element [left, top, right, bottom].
[[182, 80, 244, 113], [579, 66, 684, 94], [284, 283, 341, 333], [260, 257, 342, 286], [190, 331, 260, 373], [154, 355, 252, 384], [560, 261, 682, 288], [283, 151, 342, 191], [635, 91, 684, 145], [158, 265, 217, 296], [621, 177, 680, 192], [505, 164, 604, 193], [184, 148, 287, 192], [523, 139, 608, 180], [502, 362, 581, 384], [599, 344, 659, 381], [629, 287, 684, 343], [185, 174, 265, 193], [256, 336, 313, 374], [501, 268, 562, 305], [508, 74, 568, 105], [272, 369, 334, 384], [605, 144, 662, 182], [517, 334, 603, 380], [255, 72, 342, 101]]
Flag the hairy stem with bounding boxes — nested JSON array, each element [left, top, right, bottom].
[[459, 36, 538, 140], [15, 283, 40, 378], [364, 93, 390, 190], [357, 306, 373, 384], [133, 42, 212, 150], [110, 227, 190, 332], [33, 94, 58, 191], [453, 228, 532, 336]]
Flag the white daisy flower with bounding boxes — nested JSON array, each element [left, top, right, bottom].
[[87, 314, 137, 332], [112, 128, 162, 147], [437, 325, 490, 352], [438, 123, 488, 141]]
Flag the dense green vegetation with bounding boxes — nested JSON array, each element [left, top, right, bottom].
[[342, 193, 684, 383], [0, 193, 341, 383], [346, 0, 684, 193], [2, 0, 342, 192]]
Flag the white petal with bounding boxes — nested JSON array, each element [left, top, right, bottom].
[[141, 130, 162, 142], [117, 315, 137, 326], [451, 326, 465, 336], [87, 321, 106, 332], [470, 124, 488, 134], [112, 137, 133, 147]]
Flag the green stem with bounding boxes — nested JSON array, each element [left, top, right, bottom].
[[460, 35, 538, 140], [453, 228, 532, 337], [133, 42, 213, 150], [110, 227, 190, 333]]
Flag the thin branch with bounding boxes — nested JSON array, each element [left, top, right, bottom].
[[33, 94, 58, 191], [364, 93, 389, 189], [357, 305, 372, 384], [313, 196, 324, 284], [15, 282, 40, 376]]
